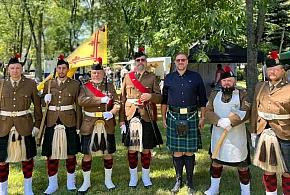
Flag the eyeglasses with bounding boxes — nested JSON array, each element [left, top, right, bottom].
[[175, 59, 187, 62], [135, 58, 146, 62]]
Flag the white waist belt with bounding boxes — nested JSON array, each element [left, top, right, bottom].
[[85, 111, 103, 118], [0, 109, 31, 117], [126, 99, 141, 105], [49, 105, 74, 111], [258, 111, 290, 120]]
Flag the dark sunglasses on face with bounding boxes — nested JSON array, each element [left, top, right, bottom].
[[175, 59, 187, 62], [135, 58, 146, 62]]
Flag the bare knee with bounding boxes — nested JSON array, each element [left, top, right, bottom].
[[83, 154, 92, 161], [104, 154, 112, 160], [173, 152, 183, 157], [212, 161, 223, 167], [142, 149, 150, 154], [238, 167, 248, 172], [283, 173, 290, 178]]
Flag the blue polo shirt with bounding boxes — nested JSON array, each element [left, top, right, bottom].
[[162, 69, 207, 107]]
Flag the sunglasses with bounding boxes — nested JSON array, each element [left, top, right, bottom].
[[175, 59, 187, 62], [135, 58, 146, 62]]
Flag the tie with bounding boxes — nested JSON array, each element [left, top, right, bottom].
[[270, 85, 275, 91], [137, 73, 141, 80], [13, 81, 17, 89], [60, 82, 64, 88]]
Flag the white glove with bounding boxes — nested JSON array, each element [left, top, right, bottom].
[[76, 130, 80, 134], [101, 96, 110, 104], [103, 111, 113, 120], [225, 125, 233, 131], [32, 127, 39, 137], [44, 94, 52, 104], [251, 133, 257, 148], [217, 118, 231, 129], [120, 124, 126, 134]]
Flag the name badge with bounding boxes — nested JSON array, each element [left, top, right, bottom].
[[180, 108, 188, 114]]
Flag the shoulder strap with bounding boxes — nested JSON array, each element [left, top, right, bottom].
[[0, 79, 4, 106]]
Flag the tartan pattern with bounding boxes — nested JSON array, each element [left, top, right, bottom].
[[278, 138, 290, 174], [66, 157, 77, 173], [128, 151, 138, 169], [104, 158, 113, 169], [263, 174, 277, 192], [210, 165, 223, 178], [238, 169, 250, 185], [0, 163, 9, 182], [0, 134, 9, 162], [166, 110, 201, 152], [82, 159, 92, 172], [22, 159, 34, 178], [42, 125, 80, 157], [282, 175, 290, 194], [141, 152, 151, 169], [47, 159, 59, 176], [81, 133, 116, 154]]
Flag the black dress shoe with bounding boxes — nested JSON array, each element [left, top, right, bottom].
[[77, 187, 90, 195], [144, 184, 152, 189], [108, 187, 115, 191], [171, 181, 182, 194]]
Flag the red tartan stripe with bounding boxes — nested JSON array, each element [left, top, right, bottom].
[[238, 169, 250, 185], [47, 159, 59, 177], [128, 151, 138, 169], [66, 157, 77, 173], [282, 175, 290, 194], [82, 159, 92, 172], [210, 165, 223, 178], [22, 159, 34, 178], [141, 152, 151, 169], [263, 174, 277, 192], [0, 163, 9, 182], [104, 158, 113, 169]]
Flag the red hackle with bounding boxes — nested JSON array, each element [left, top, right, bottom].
[[97, 57, 102, 65], [224, 65, 231, 72], [269, 51, 279, 60], [14, 53, 20, 58], [58, 54, 65, 60]]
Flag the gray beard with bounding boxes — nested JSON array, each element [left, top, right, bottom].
[[136, 65, 145, 71]]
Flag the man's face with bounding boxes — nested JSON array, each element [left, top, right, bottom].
[[266, 65, 285, 81], [135, 55, 147, 71], [91, 70, 104, 84], [221, 77, 236, 88], [56, 64, 69, 78], [175, 54, 188, 71], [8, 63, 23, 80]]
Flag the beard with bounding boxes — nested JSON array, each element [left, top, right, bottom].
[[221, 86, 235, 95], [136, 64, 146, 71], [58, 74, 66, 78]]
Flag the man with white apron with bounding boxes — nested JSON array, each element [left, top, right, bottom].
[[205, 66, 251, 195]]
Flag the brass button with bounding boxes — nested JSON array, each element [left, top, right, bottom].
[[13, 98, 16, 101], [59, 96, 61, 98], [13, 92, 16, 94], [268, 107, 270, 110], [268, 95, 271, 97], [59, 91, 61, 93], [98, 106, 101, 109], [13, 105, 16, 107], [58, 101, 61, 103]]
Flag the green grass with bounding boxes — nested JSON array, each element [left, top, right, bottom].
[[7, 119, 283, 195]]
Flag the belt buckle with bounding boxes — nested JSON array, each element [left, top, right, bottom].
[[264, 113, 273, 120], [56, 106, 61, 111], [95, 112, 102, 117], [180, 108, 188, 114], [11, 111, 17, 117]]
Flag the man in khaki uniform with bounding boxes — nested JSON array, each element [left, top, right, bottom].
[[119, 48, 163, 188], [41, 55, 82, 194], [205, 66, 251, 195], [251, 51, 290, 195], [78, 62, 120, 194], [0, 54, 42, 195]]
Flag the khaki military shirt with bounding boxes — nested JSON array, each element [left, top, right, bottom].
[[0, 75, 42, 136], [205, 89, 250, 126], [250, 81, 290, 140], [42, 78, 82, 129], [78, 81, 119, 135], [119, 71, 162, 122]]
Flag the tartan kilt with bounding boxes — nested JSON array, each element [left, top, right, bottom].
[[42, 125, 80, 157], [123, 119, 163, 149], [81, 133, 116, 154], [166, 110, 202, 152], [0, 133, 36, 162]]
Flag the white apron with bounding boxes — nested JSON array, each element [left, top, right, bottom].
[[211, 90, 248, 162]]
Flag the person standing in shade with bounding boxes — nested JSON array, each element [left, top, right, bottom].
[[205, 67, 251, 195], [119, 48, 163, 188], [0, 54, 42, 195], [214, 64, 225, 89], [161, 52, 207, 195], [77, 61, 121, 194], [41, 54, 82, 194]]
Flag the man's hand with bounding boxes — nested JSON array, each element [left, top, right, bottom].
[[44, 94, 52, 104], [120, 124, 126, 134], [32, 127, 39, 137], [103, 111, 113, 120], [162, 118, 168, 128], [251, 133, 257, 148], [140, 93, 152, 102], [101, 96, 110, 104], [198, 119, 205, 131], [217, 118, 231, 129]]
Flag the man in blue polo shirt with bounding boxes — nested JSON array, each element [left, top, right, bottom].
[[161, 52, 207, 195]]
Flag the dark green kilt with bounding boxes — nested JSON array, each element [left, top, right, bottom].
[[166, 110, 202, 152], [42, 124, 80, 157], [0, 132, 36, 162]]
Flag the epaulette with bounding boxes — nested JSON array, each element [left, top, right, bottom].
[[212, 88, 221, 92]]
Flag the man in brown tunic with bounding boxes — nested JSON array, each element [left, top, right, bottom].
[[41, 55, 82, 194], [0, 54, 42, 195], [205, 67, 251, 195], [251, 51, 290, 195], [119, 48, 163, 188], [78, 62, 120, 194]]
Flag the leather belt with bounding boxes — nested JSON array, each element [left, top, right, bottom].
[[85, 111, 103, 118], [169, 106, 196, 114], [258, 111, 290, 120], [0, 109, 31, 117], [49, 105, 74, 111]]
